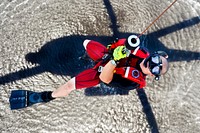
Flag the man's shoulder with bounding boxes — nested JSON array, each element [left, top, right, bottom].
[[116, 38, 126, 45]]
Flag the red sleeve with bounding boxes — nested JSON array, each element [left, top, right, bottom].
[[110, 39, 126, 50]]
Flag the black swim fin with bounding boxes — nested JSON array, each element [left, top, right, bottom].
[[9, 90, 54, 110]]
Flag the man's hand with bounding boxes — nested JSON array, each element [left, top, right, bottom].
[[113, 46, 127, 61]]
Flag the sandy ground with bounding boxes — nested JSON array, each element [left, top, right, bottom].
[[0, 0, 200, 133]]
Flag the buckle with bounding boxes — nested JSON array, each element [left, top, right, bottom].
[[102, 54, 109, 59], [98, 66, 103, 72]]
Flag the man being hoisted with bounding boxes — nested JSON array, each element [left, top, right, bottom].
[[9, 35, 169, 110]]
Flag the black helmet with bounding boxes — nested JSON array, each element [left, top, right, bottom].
[[125, 35, 140, 50]]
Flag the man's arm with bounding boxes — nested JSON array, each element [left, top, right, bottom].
[[99, 60, 116, 84], [100, 45, 128, 84]]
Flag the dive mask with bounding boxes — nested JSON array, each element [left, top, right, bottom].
[[144, 53, 162, 80]]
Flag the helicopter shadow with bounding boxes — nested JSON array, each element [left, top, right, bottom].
[[1, 15, 199, 86], [0, 0, 199, 132]]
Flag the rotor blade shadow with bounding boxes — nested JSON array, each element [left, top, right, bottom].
[[149, 16, 200, 38], [167, 49, 200, 62], [0, 66, 45, 85], [103, 0, 120, 38], [143, 32, 200, 62], [136, 88, 159, 133]]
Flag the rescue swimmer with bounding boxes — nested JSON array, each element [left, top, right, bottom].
[[9, 35, 169, 109]]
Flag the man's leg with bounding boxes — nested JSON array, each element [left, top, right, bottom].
[[51, 77, 76, 98], [9, 83, 74, 110], [51, 40, 106, 98], [52, 68, 100, 98], [83, 40, 108, 61]]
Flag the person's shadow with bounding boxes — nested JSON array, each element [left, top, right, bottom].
[[1, 0, 200, 132]]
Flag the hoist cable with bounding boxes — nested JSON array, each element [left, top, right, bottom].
[[137, 0, 178, 38]]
